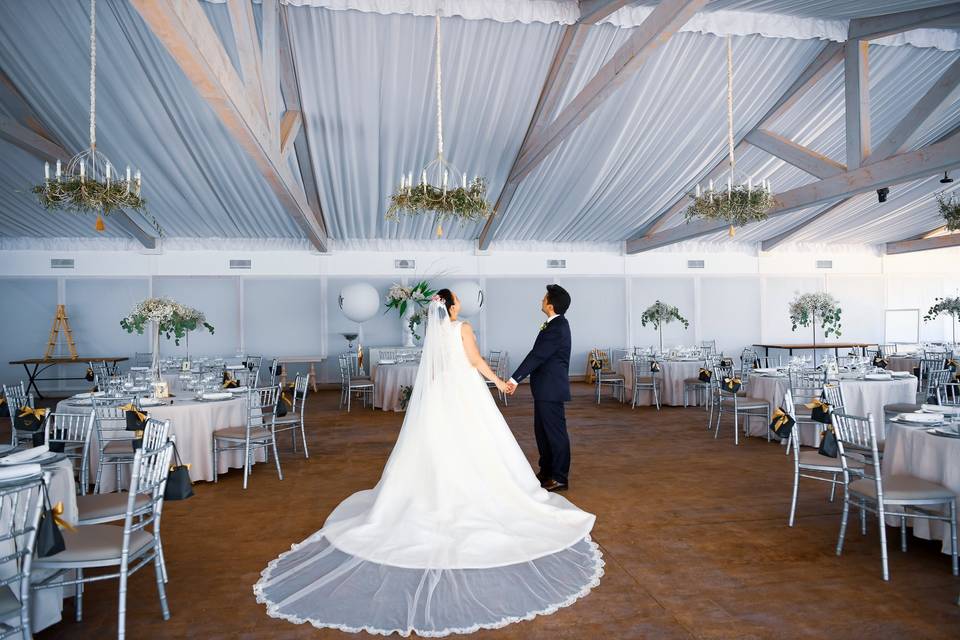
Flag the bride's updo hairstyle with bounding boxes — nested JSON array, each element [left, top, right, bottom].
[[435, 289, 455, 317]]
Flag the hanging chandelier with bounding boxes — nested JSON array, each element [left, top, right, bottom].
[[32, 0, 161, 235], [685, 36, 774, 237], [386, 12, 491, 237]]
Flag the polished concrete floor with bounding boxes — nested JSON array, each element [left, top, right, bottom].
[[35, 383, 960, 639]]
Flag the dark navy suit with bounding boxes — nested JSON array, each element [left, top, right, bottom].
[[511, 315, 572, 484]]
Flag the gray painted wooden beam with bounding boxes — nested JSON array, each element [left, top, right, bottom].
[[132, 0, 328, 251], [578, 0, 634, 24], [844, 40, 870, 170], [759, 200, 846, 252], [626, 130, 960, 253], [885, 232, 960, 254], [848, 3, 960, 40], [867, 56, 960, 164], [745, 129, 846, 178], [510, 0, 707, 183]]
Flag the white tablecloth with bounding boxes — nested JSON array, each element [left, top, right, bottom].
[[368, 347, 421, 379], [374, 363, 419, 412], [57, 395, 263, 490], [745, 374, 917, 443], [886, 356, 919, 373], [884, 423, 960, 555], [617, 359, 704, 406], [0, 457, 77, 632]]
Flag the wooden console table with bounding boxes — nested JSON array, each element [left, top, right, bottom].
[[275, 356, 326, 392], [9, 356, 129, 399], [753, 343, 877, 358]]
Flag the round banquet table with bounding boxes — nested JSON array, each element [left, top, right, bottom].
[[373, 363, 419, 412], [745, 373, 917, 444], [0, 456, 77, 632], [56, 395, 263, 491], [883, 422, 960, 555], [886, 355, 919, 373], [617, 358, 704, 406]]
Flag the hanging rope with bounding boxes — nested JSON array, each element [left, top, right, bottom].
[[89, 0, 97, 149], [726, 35, 734, 179], [434, 12, 444, 159]]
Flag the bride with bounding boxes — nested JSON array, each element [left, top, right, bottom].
[[255, 288, 603, 636]]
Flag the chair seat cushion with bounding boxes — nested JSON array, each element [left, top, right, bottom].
[[850, 475, 955, 502], [0, 585, 21, 619], [77, 492, 150, 523], [683, 377, 709, 385], [272, 416, 302, 427], [214, 426, 272, 440], [35, 524, 152, 565], [884, 403, 922, 414], [102, 441, 136, 456], [798, 450, 861, 469], [633, 377, 656, 384]]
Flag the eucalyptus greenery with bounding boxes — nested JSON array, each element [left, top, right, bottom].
[[925, 296, 960, 344], [386, 178, 491, 232], [32, 178, 164, 236], [640, 301, 689, 352], [120, 297, 214, 346], [789, 292, 842, 338], [685, 184, 774, 230], [937, 192, 960, 232]]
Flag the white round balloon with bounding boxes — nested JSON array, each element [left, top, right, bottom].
[[338, 283, 380, 322], [450, 281, 484, 317]]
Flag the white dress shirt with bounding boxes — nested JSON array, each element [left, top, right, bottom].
[[508, 314, 558, 386]]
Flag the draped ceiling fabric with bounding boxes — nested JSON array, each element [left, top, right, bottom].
[[0, 0, 957, 252]]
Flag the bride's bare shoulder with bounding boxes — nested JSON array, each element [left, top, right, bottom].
[[458, 320, 474, 335]]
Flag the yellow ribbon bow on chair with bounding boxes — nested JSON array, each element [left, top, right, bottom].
[[0, 396, 6, 407], [52, 501, 76, 532], [947, 358, 958, 369], [724, 377, 741, 391], [770, 408, 792, 432], [119, 403, 147, 423], [18, 407, 47, 421], [804, 399, 830, 412]]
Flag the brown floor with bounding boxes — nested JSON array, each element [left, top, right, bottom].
[[32, 383, 960, 639]]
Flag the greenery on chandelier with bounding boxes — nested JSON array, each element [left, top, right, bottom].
[[937, 192, 960, 231], [685, 184, 774, 229], [789, 292, 842, 338], [386, 178, 492, 229], [32, 178, 164, 236]]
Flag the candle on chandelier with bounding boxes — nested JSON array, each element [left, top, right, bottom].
[[126, 166, 131, 184], [461, 173, 467, 189], [135, 169, 141, 194], [747, 175, 752, 195], [80, 160, 85, 182], [106, 163, 111, 186], [55, 159, 61, 179], [44, 162, 50, 181], [695, 184, 701, 198], [407, 172, 412, 192], [421, 170, 427, 185], [442, 170, 448, 188]]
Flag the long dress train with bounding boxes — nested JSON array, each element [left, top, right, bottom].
[[255, 301, 602, 636]]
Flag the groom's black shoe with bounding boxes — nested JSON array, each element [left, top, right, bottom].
[[543, 479, 568, 493], [536, 470, 551, 487]]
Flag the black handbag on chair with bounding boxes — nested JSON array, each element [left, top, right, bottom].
[[872, 351, 889, 369], [120, 403, 148, 450], [817, 425, 839, 458], [36, 479, 72, 557], [769, 407, 795, 440], [165, 443, 194, 501], [698, 368, 712, 383], [0, 394, 9, 418], [722, 377, 742, 394], [805, 395, 832, 424], [650, 360, 662, 373]]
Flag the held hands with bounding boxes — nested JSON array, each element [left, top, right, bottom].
[[504, 380, 517, 395]]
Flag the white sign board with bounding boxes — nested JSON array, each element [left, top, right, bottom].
[[884, 308, 919, 344]]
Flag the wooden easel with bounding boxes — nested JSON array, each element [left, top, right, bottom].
[[44, 304, 78, 360]]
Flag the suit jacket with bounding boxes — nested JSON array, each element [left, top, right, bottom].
[[511, 315, 571, 403]]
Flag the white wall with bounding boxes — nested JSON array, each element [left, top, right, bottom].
[[0, 244, 956, 391]]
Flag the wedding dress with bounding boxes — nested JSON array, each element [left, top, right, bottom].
[[255, 300, 603, 636]]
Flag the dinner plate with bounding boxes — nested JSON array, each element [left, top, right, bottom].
[[928, 427, 960, 439], [864, 374, 893, 381], [129, 366, 150, 371], [378, 360, 396, 365], [138, 397, 165, 407], [921, 404, 960, 415], [0, 451, 66, 466], [753, 368, 778, 374], [890, 371, 913, 378], [200, 392, 233, 401], [73, 391, 105, 399]]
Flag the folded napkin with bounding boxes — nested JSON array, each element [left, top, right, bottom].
[[0, 445, 49, 465], [0, 463, 43, 481]]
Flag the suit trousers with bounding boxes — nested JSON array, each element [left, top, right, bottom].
[[533, 400, 570, 485]]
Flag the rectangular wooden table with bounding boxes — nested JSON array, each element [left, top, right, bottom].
[[275, 356, 326, 392], [9, 356, 129, 399], [753, 343, 877, 358]]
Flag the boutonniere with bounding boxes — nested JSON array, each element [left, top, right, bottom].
[[539, 322, 547, 332]]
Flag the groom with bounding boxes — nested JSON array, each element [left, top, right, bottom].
[[506, 285, 572, 493]]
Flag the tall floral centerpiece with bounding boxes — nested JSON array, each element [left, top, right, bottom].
[[924, 296, 960, 346], [788, 292, 842, 367], [120, 298, 214, 376], [640, 301, 689, 353], [385, 281, 436, 347]]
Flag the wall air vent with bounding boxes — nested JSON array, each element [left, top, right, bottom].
[[815, 260, 833, 269], [50, 258, 75, 269], [394, 259, 416, 270], [687, 260, 705, 269], [229, 259, 252, 270], [546, 259, 566, 269]]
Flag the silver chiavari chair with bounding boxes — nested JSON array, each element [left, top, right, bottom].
[[339, 354, 373, 412], [0, 466, 47, 640], [683, 358, 713, 410], [590, 348, 625, 404], [274, 374, 310, 458], [244, 355, 263, 385], [33, 441, 174, 638], [379, 349, 398, 363], [213, 386, 283, 489], [884, 368, 953, 420], [486, 351, 506, 404], [2, 382, 35, 447], [786, 369, 827, 454], [713, 366, 770, 445], [784, 389, 849, 527], [497, 352, 511, 406], [700, 340, 717, 356], [91, 395, 139, 493], [631, 356, 661, 410], [47, 411, 96, 495], [267, 357, 281, 386], [833, 411, 958, 581]]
